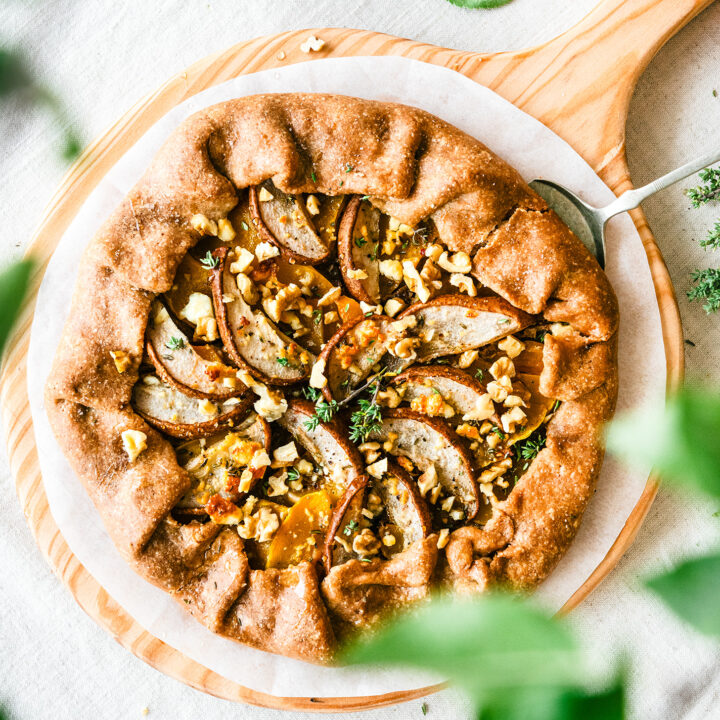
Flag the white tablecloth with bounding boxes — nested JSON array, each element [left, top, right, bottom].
[[1, 1, 720, 718]]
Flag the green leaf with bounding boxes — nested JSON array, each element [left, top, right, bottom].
[[445, 0, 514, 8], [0, 48, 31, 96], [344, 594, 584, 694], [606, 389, 720, 499], [644, 553, 720, 637], [474, 681, 624, 720], [0, 259, 34, 359]]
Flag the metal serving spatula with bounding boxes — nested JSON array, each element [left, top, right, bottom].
[[529, 148, 720, 268]]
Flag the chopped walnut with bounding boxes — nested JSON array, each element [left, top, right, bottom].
[[109, 350, 131, 374], [352, 528, 381, 557]]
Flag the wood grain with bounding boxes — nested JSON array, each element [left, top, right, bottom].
[[1, 0, 712, 709]]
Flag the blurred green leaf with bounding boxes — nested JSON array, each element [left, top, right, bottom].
[[0, 259, 33, 358], [0, 47, 82, 160], [445, 0, 514, 7], [345, 594, 581, 690], [645, 553, 720, 637], [344, 593, 624, 718], [0, 47, 31, 96], [606, 389, 720, 499]]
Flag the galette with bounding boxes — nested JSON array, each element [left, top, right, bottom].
[[46, 93, 618, 663]]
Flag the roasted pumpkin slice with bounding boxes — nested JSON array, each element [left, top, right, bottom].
[[368, 408, 480, 521], [145, 301, 243, 400], [400, 295, 534, 363], [323, 476, 369, 573], [337, 196, 383, 303], [175, 413, 272, 509], [132, 374, 252, 439], [318, 314, 397, 401], [393, 365, 496, 468], [374, 462, 431, 558], [266, 490, 333, 569], [278, 399, 367, 501], [249, 180, 331, 264], [512, 339, 545, 374], [210, 247, 313, 384], [508, 372, 555, 445]]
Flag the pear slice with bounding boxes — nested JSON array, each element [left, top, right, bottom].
[[132, 374, 253, 439], [318, 314, 398, 402], [337, 196, 383, 304], [249, 180, 331, 264], [399, 294, 534, 364], [368, 408, 480, 520], [175, 413, 272, 509], [374, 461, 431, 559], [277, 399, 367, 502], [322, 476, 369, 573], [210, 246, 313, 384], [393, 365, 497, 468], [165, 252, 212, 326], [145, 300, 243, 400]]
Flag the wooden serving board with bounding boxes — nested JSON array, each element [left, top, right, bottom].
[[1, 0, 714, 710]]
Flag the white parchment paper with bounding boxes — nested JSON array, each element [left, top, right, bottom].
[[27, 57, 666, 698]]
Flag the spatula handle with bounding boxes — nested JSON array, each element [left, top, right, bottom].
[[599, 148, 720, 222]]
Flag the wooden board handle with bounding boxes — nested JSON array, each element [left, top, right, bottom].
[[475, 0, 716, 174]]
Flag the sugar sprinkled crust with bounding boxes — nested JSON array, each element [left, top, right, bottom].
[[45, 93, 618, 663]]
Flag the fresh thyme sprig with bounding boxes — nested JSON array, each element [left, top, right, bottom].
[[701, 220, 720, 251], [518, 435, 546, 461], [688, 268, 720, 313], [686, 167, 720, 208], [349, 398, 383, 444], [686, 167, 720, 314], [301, 368, 389, 437], [165, 336, 185, 350], [303, 398, 339, 432], [200, 250, 219, 269]]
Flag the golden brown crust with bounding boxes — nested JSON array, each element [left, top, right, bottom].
[[45, 92, 619, 664]]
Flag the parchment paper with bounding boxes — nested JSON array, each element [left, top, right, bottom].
[[26, 56, 666, 698]]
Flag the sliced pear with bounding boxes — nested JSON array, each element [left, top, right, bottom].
[[175, 413, 272, 509], [374, 461, 431, 558], [323, 476, 369, 573], [393, 365, 496, 468], [277, 399, 367, 502], [132, 374, 252, 439], [210, 247, 313, 384], [337, 196, 382, 303], [265, 490, 333, 569], [400, 295, 534, 363], [165, 252, 211, 324], [318, 314, 397, 401], [249, 180, 331, 264], [368, 408, 480, 520], [146, 300, 243, 400]]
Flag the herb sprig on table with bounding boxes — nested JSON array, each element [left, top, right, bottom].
[[686, 166, 720, 312]]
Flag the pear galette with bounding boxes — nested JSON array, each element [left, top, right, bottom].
[[45, 93, 618, 663]]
